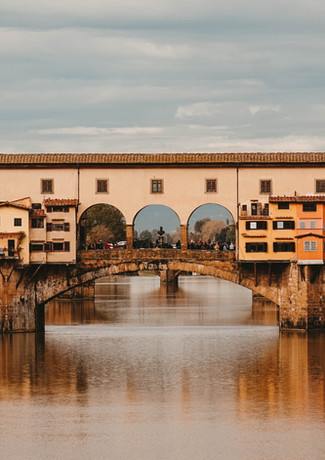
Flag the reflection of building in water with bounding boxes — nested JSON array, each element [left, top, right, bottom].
[[252, 295, 279, 325], [0, 333, 88, 402], [237, 332, 325, 419]]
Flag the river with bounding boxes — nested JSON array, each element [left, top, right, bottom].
[[0, 275, 324, 459]]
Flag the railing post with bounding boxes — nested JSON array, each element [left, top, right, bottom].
[[180, 224, 188, 250], [126, 224, 134, 250]]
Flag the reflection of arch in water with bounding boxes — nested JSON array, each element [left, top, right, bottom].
[[79, 203, 126, 249], [133, 205, 181, 247], [187, 203, 235, 245]]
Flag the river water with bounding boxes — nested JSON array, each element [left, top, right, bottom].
[[0, 275, 325, 460]]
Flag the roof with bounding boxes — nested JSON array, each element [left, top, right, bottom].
[[0, 201, 31, 210], [44, 199, 79, 207], [30, 209, 46, 217], [0, 152, 325, 166], [270, 195, 325, 202]]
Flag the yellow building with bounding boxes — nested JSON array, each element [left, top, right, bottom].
[[238, 198, 297, 262]]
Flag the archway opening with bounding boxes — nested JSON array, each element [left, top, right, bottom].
[[188, 203, 235, 250], [133, 205, 181, 248], [79, 204, 126, 249]]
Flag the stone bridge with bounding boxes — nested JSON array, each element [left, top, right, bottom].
[[1, 248, 325, 333]]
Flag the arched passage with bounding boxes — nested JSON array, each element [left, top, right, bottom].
[[133, 205, 181, 248], [79, 204, 126, 249], [187, 203, 235, 250]]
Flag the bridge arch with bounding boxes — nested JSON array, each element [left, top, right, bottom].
[[187, 203, 235, 249], [78, 203, 126, 249], [133, 204, 181, 248]]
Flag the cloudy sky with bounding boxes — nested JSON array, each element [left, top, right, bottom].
[[1, 0, 325, 153]]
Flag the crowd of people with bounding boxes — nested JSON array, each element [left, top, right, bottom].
[[85, 238, 235, 251]]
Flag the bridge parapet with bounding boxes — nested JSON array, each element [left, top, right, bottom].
[[78, 248, 236, 262]]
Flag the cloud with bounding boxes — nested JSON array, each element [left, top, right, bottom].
[[175, 102, 223, 118], [33, 126, 164, 136], [249, 105, 281, 115]]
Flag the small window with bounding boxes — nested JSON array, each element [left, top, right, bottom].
[[263, 203, 269, 216], [299, 221, 306, 229], [260, 180, 272, 194], [31, 218, 44, 229], [316, 180, 325, 193], [246, 221, 267, 230], [251, 203, 258, 215], [273, 242, 295, 252], [242, 205, 247, 212], [41, 179, 54, 194], [304, 241, 317, 252], [32, 203, 42, 210], [53, 242, 64, 251], [96, 179, 108, 194], [30, 243, 44, 252], [302, 203, 317, 212], [273, 220, 295, 229], [309, 220, 316, 229], [277, 202, 290, 210], [245, 242, 268, 253], [14, 218, 22, 227], [206, 179, 217, 193], [151, 179, 163, 193]]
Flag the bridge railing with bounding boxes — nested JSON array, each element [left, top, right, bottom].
[[78, 248, 236, 262]]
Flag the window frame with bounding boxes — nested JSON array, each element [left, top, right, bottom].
[[315, 179, 325, 193], [273, 242, 295, 252], [245, 221, 267, 230], [245, 242, 268, 253], [205, 179, 217, 193], [260, 179, 272, 195], [41, 179, 54, 194], [304, 241, 317, 252], [151, 179, 163, 194], [302, 203, 317, 212], [96, 179, 109, 194], [14, 218, 22, 227]]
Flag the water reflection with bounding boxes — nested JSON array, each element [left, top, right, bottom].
[[0, 276, 325, 459]]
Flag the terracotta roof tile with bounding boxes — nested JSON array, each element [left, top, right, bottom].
[[30, 209, 46, 217], [44, 199, 79, 206], [0, 152, 325, 166], [270, 195, 325, 202]]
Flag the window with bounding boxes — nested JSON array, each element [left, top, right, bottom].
[[309, 220, 316, 229], [96, 179, 108, 193], [273, 220, 295, 229], [260, 180, 272, 194], [304, 241, 317, 252], [263, 203, 269, 216], [299, 221, 306, 229], [32, 203, 42, 210], [41, 179, 54, 194], [30, 243, 44, 252], [245, 242, 268, 253], [242, 205, 247, 212], [151, 179, 163, 193], [14, 218, 22, 227], [277, 202, 290, 210], [246, 221, 267, 230], [206, 179, 217, 193], [46, 206, 69, 213], [52, 242, 70, 252], [251, 203, 258, 215], [47, 222, 70, 231], [316, 180, 325, 193], [31, 218, 44, 229], [273, 242, 295, 252], [302, 203, 317, 212]]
